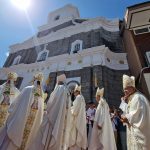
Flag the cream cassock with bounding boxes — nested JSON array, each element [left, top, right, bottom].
[[69, 85, 87, 150], [29, 74, 72, 150], [0, 72, 20, 128], [123, 75, 150, 150], [89, 88, 117, 150]]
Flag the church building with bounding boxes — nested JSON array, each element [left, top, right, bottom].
[[0, 4, 129, 106]]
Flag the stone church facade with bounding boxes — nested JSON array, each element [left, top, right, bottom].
[[0, 4, 129, 106]]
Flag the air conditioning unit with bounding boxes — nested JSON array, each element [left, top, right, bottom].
[[146, 51, 150, 66]]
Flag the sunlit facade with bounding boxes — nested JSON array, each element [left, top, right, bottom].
[[0, 4, 129, 106]]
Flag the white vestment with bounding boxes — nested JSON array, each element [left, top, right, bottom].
[[125, 92, 150, 150], [69, 94, 87, 150], [0, 85, 44, 150], [89, 98, 117, 150], [119, 100, 128, 114], [0, 82, 20, 128], [29, 84, 72, 150]]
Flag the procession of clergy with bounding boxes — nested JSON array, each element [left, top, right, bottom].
[[0, 71, 150, 150]]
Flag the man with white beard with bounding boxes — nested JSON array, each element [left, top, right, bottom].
[[121, 75, 150, 150], [89, 87, 117, 150], [0, 72, 20, 128], [69, 84, 87, 150], [0, 72, 45, 150], [29, 74, 72, 150]]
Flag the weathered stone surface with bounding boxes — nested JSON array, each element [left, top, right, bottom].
[[4, 28, 124, 67], [4, 47, 37, 67], [37, 21, 74, 38], [80, 67, 92, 102], [44, 65, 129, 107], [101, 66, 130, 107]]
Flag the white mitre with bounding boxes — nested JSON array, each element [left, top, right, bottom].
[[57, 74, 66, 83], [7, 72, 18, 81], [123, 74, 135, 89], [74, 84, 81, 92], [96, 87, 104, 97], [34, 72, 44, 82]]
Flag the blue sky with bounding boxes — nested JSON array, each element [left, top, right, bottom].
[[0, 0, 148, 67]]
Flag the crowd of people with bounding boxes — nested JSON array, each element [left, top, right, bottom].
[[86, 104, 127, 150], [0, 72, 150, 150]]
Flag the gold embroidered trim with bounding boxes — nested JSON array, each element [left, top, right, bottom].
[[0, 105, 9, 127]]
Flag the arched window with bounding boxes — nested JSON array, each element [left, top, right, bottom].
[[37, 44, 49, 62], [37, 50, 49, 62], [12, 55, 21, 65], [74, 43, 80, 52], [71, 40, 83, 54]]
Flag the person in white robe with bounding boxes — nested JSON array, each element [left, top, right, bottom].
[[121, 75, 150, 150], [69, 84, 87, 150], [29, 74, 72, 150], [0, 72, 20, 127], [89, 87, 117, 150], [0, 72, 45, 150]]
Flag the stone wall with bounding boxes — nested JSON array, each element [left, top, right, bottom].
[[45, 65, 129, 107], [4, 47, 37, 67], [37, 21, 74, 38], [100, 66, 129, 106], [4, 28, 123, 67]]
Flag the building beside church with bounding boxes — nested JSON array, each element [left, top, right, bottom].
[[121, 1, 150, 99], [0, 4, 129, 106]]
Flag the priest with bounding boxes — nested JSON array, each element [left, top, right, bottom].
[[0, 72, 20, 127], [69, 84, 87, 150], [121, 75, 150, 150], [29, 74, 72, 150], [89, 87, 117, 150], [0, 72, 45, 150]]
